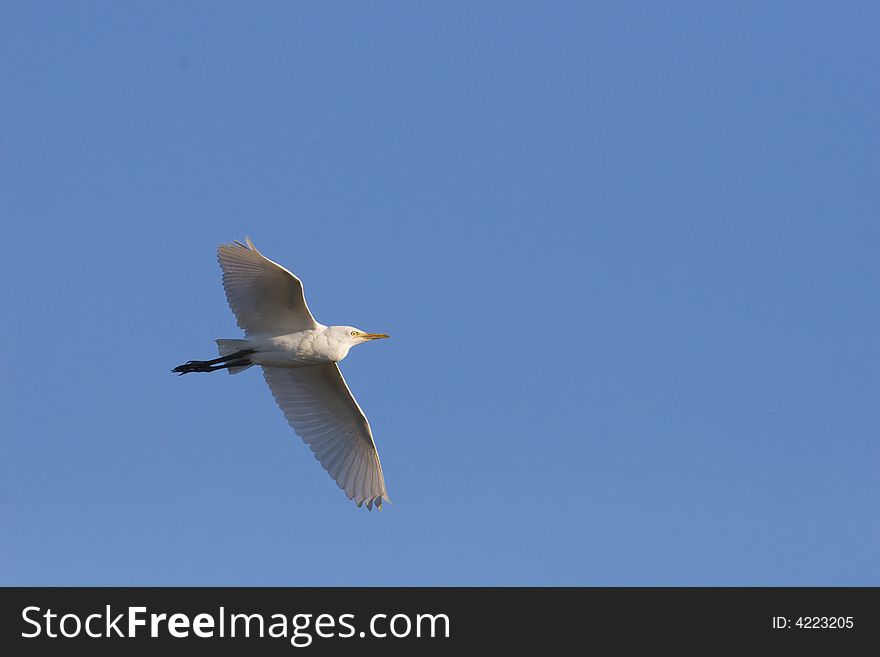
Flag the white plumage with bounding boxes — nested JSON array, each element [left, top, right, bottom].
[[217, 238, 317, 335], [174, 238, 391, 510]]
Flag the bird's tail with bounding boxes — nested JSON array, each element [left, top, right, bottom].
[[216, 339, 254, 375]]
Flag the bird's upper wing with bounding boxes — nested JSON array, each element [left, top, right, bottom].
[[217, 237, 318, 334], [262, 363, 390, 509]]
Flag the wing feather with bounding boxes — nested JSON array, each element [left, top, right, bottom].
[[217, 238, 318, 334], [261, 363, 389, 509]]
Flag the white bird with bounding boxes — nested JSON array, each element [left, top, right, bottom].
[[173, 237, 391, 510]]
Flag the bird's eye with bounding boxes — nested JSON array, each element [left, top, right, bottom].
[[351, 331, 358, 336]]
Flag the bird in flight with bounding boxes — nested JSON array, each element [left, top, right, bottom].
[[173, 238, 391, 510]]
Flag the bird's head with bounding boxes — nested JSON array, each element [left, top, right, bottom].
[[331, 326, 390, 348]]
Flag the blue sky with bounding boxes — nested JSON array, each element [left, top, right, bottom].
[[1, 1, 877, 585]]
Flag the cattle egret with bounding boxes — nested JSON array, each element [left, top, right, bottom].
[[173, 238, 391, 510]]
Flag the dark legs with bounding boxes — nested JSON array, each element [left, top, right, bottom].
[[172, 349, 255, 375]]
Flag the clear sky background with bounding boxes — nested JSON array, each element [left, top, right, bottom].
[[1, 2, 877, 585]]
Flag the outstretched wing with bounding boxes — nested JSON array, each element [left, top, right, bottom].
[[262, 363, 390, 510], [217, 237, 318, 334]]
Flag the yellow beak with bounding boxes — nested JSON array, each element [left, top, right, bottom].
[[362, 333, 390, 341]]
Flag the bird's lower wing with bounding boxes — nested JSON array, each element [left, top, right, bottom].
[[262, 363, 389, 510], [217, 238, 318, 334]]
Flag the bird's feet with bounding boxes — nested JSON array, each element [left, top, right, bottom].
[[172, 360, 212, 375], [172, 349, 255, 375]]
